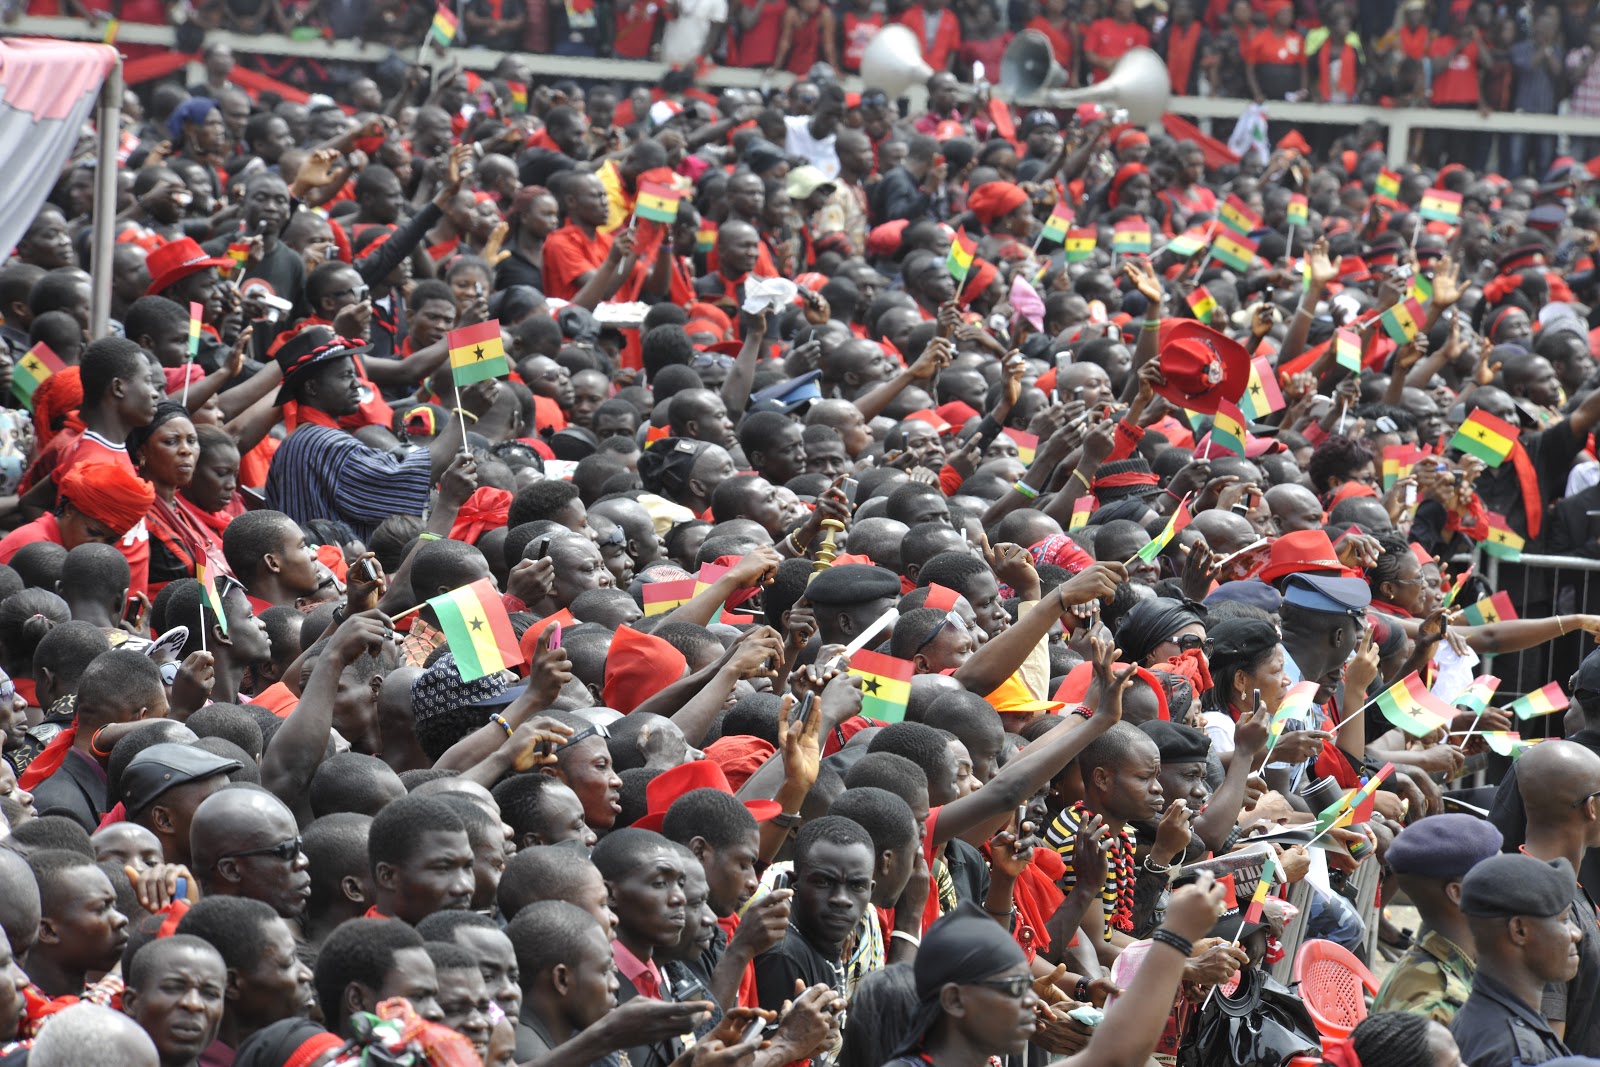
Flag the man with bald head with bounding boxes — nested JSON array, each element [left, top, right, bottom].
[[587, 496, 663, 571], [694, 219, 770, 323], [1266, 484, 1325, 534], [32, 1003, 158, 1067], [0, 849, 40, 964], [667, 389, 736, 447], [377, 665, 430, 774], [805, 398, 873, 457], [823, 339, 898, 401], [191, 788, 312, 923], [1516, 740, 1600, 1054], [1190, 509, 1257, 560], [1058, 362, 1113, 409], [846, 517, 910, 573]]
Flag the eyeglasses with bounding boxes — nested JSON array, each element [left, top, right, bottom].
[[968, 975, 1032, 998], [1577, 790, 1600, 810], [912, 613, 956, 656], [215, 573, 247, 602], [596, 527, 625, 548], [1174, 634, 1213, 655], [555, 723, 611, 752], [219, 836, 303, 863]]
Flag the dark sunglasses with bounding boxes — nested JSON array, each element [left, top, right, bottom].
[[969, 975, 1032, 998], [1174, 633, 1213, 656], [219, 836, 303, 863], [555, 723, 611, 752]]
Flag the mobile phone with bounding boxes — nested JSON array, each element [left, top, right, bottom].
[[741, 1017, 767, 1045], [531, 536, 551, 560], [1014, 805, 1027, 833], [771, 870, 793, 892], [123, 594, 143, 627], [1073, 386, 1085, 401], [547, 622, 562, 650], [790, 691, 815, 726], [360, 558, 379, 582], [841, 477, 859, 507], [1252, 688, 1262, 713]]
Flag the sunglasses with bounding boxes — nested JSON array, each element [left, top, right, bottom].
[[555, 723, 611, 752], [969, 975, 1032, 998], [912, 613, 957, 656], [219, 836, 303, 863], [1174, 633, 1213, 655]]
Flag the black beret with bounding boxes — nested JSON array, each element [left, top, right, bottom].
[[1139, 720, 1210, 764], [1386, 814, 1504, 880], [806, 564, 902, 606], [1460, 853, 1575, 919]]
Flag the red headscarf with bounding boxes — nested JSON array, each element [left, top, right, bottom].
[[448, 487, 513, 546], [1110, 162, 1149, 206], [967, 182, 1029, 227], [32, 367, 83, 452], [59, 461, 155, 537], [603, 625, 688, 713]]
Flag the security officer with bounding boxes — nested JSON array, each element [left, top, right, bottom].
[[1451, 853, 1580, 1067], [1373, 813, 1503, 1023]]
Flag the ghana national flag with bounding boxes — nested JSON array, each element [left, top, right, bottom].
[[1452, 675, 1501, 715], [848, 649, 914, 722], [1450, 409, 1518, 468], [1443, 566, 1472, 606], [1069, 495, 1094, 530], [1419, 188, 1462, 224], [11, 341, 64, 409], [1335, 328, 1362, 371], [1212, 231, 1258, 272], [1039, 201, 1073, 245], [1285, 194, 1309, 227], [1480, 513, 1525, 560], [1376, 672, 1454, 737], [1136, 499, 1192, 562], [1483, 732, 1534, 757], [635, 180, 684, 224], [1239, 356, 1284, 421], [197, 562, 229, 636], [1165, 226, 1209, 258], [1375, 168, 1401, 199], [1460, 590, 1516, 626], [188, 301, 203, 358], [1243, 854, 1280, 924], [1381, 445, 1423, 490], [1208, 400, 1248, 457], [1506, 682, 1569, 720], [947, 227, 977, 283], [428, 578, 522, 681], [1380, 297, 1424, 344], [1186, 286, 1218, 322], [1112, 218, 1151, 254], [430, 2, 458, 45], [695, 222, 717, 253], [641, 578, 696, 616], [1063, 228, 1097, 263], [506, 81, 528, 113], [1002, 428, 1037, 465], [1220, 193, 1262, 235], [447, 320, 509, 386]]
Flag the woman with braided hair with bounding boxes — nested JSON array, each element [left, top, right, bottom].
[[1325, 1010, 1465, 1067]]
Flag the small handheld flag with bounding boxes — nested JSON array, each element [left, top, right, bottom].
[[11, 341, 64, 410], [1207, 401, 1248, 457], [1375, 672, 1455, 738], [447, 320, 509, 387], [1069, 496, 1094, 531], [1451, 675, 1501, 716], [429, 2, 458, 46], [1443, 566, 1472, 607], [1112, 218, 1151, 255], [1186, 286, 1218, 322], [1335, 328, 1362, 372], [1449, 409, 1518, 468], [1063, 228, 1097, 263], [1285, 194, 1309, 228], [224, 242, 251, 279], [695, 221, 717, 254], [1506, 682, 1570, 720], [947, 228, 977, 284], [197, 563, 229, 637], [427, 578, 523, 681], [635, 180, 684, 225], [1375, 169, 1401, 199], [1135, 499, 1192, 562], [1001, 428, 1038, 466], [1479, 512, 1525, 561], [188, 301, 203, 358], [1418, 188, 1462, 225], [1039, 202, 1074, 246], [1460, 591, 1517, 626], [1212, 231, 1258, 272], [505, 81, 529, 114], [1238, 356, 1285, 421], [1165, 226, 1209, 259], [848, 649, 914, 723], [1379, 298, 1424, 345], [1242, 854, 1280, 925], [1380, 445, 1423, 490], [1220, 193, 1262, 236], [641, 578, 696, 616]]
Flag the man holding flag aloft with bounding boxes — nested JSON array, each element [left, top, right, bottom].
[[264, 325, 499, 538]]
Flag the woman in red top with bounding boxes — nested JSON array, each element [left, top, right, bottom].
[[1083, 0, 1150, 83], [840, 0, 885, 73], [1428, 14, 1489, 169], [1246, 2, 1306, 104], [1024, 0, 1075, 77], [771, 0, 838, 76], [898, 0, 961, 71], [729, 0, 786, 67]]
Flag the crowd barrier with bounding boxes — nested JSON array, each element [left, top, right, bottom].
[[1478, 551, 1600, 708], [18, 15, 1600, 167]]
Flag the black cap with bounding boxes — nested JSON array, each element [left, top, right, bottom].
[[1459, 853, 1575, 919], [122, 742, 241, 814], [1387, 814, 1503, 880], [273, 326, 370, 406], [1139, 720, 1210, 763], [806, 564, 902, 606]]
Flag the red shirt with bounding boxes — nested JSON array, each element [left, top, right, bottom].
[[1083, 18, 1150, 81], [1025, 16, 1074, 67], [612, 0, 659, 57], [0, 514, 61, 565], [729, 0, 784, 67], [898, 5, 960, 70], [841, 10, 885, 71], [1247, 28, 1304, 66], [543, 224, 619, 301], [1430, 36, 1481, 105], [56, 431, 151, 595]]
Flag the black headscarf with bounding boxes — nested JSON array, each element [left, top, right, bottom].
[[1116, 597, 1207, 667], [1204, 617, 1280, 713], [127, 401, 192, 460], [638, 437, 713, 498], [233, 1018, 345, 1067], [891, 902, 1029, 1058]]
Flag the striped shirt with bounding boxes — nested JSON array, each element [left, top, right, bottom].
[[264, 425, 433, 540], [1045, 802, 1136, 939]]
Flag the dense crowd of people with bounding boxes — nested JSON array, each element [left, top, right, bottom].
[[3, 10, 1600, 1067]]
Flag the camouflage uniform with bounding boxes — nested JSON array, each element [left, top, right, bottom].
[[1372, 929, 1475, 1024]]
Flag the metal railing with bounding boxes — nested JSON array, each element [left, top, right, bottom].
[[17, 14, 1600, 167], [1477, 551, 1600, 709]]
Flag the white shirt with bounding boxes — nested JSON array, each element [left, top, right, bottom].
[[660, 0, 728, 66], [784, 115, 840, 179]]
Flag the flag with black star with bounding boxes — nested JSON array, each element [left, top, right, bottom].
[[847, 649, 914, 723]]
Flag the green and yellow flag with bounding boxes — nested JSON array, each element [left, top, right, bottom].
[[849, 649, 914, 722], [428, 578, 523, 681]]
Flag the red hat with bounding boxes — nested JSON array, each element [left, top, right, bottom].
[[935, 119, 966, 141], [934, 399, 979, 427], [704, 735, 775, 790], [632, 759, 782, 832], [968, 182, 1029, 226], [1257, 530, 1341, 585], [603, 625, 688, 713], [959, 258, 999, 303], [144, 236, 229, 295], [1053, 661, 1167, 720], [867, 220, 910, 258], [1151, 320, 1249, 415], [1327, 480, 1378, 510]]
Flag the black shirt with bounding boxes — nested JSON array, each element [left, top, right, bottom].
[[869, 165, 931, 227], [753, 927, 844, 1015], [1451, 969, 1571, 1067], [1490, 728, 1600, 892], [1542, 887, 1600, 1057]]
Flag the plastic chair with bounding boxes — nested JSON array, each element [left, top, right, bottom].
[[1292, 938, 1380, 1041]]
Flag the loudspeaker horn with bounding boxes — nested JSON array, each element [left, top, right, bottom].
[[999, 30, 1067, 98], [859, 24, 935, 100], [1032, 46, 1172, 127]]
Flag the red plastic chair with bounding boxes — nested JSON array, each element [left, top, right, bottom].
[[1292, 938, 1381, 1041]]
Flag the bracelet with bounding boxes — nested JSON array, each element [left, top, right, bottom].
[[1071, 468, 1092, 490], [453, 407, 478, 423], [1013, 480, 1039, 500], [418, 532, 442, 542], [90, 727, 113, 759], [1165, 488, 1185, 503], [1559, 616, 1567, 635], [770, 811, 804, 830], [489, 712, 513, 738], [1150, 928, 1194, 957], [983, 903, 1015, 919], [1143, 855, 1173, 875], [1141, 319, 1161, 329], [889, 930, 922, 948]]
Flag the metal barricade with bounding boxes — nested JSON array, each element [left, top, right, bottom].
[[1479, 552, 1600, 713]]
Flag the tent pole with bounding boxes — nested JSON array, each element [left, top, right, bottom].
[[89, 58, 123, 341]]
